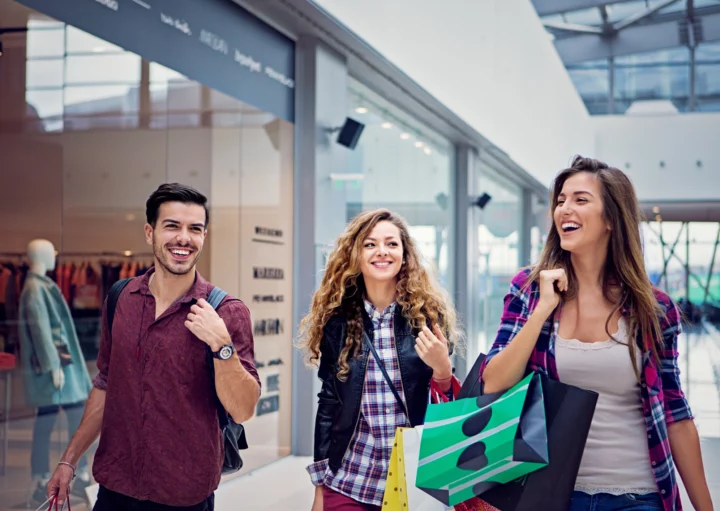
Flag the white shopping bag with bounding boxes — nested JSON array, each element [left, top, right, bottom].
[[85, 482, 100, 507], [402, 426, 452, 511]]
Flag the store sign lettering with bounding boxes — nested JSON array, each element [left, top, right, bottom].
[[256, 395, 279, 416], [18, 0, 296, 122], [253, 267, 284, 280], [200, 29, 228, 55], [235, 50, 262, 73], [94, 0, 118, 11], [252, 295, 284, 303], [254, 319, 284, 336], [160, 12, 192, 36], [255, 226, 283, 238]]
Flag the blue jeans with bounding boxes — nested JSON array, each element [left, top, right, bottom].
[[569, 491, 664, 511]]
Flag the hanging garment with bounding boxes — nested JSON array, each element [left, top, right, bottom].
[[18, 272, 92, 408]]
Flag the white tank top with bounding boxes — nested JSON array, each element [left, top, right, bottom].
[[555, 319, 657, 494]]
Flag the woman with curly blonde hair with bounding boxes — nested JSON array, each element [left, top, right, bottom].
[[299, 208, 461, 511]]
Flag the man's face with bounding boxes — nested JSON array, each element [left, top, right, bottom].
[[144, 201, 207, 276]]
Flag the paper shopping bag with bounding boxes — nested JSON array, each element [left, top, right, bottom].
[[416, 373, 548, 507], [459, 354, 599, 511], [402, 427, 451, 511], [382, 428, 409, 510], [382, 427, 447, 511]]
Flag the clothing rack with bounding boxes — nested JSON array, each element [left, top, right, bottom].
[[0, 251, 154, 260]]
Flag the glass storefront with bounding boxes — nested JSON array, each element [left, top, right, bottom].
[[467, 160, 524, 364], [340, 78, 454, 287], [0, 0, 294, 508]]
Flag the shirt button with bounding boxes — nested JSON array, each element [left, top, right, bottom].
[[648, 434, 652, 439], [661, 490, 666, 495], [652, 461, 657, 466], [386, 408, 392, 414]]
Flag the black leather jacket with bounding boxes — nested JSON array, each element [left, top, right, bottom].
[[313, 306, 434, 472]]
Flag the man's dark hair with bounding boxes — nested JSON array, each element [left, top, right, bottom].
[[146, 183, 209, 227]]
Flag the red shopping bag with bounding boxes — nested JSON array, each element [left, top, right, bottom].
[[429, 378, 500, 511]]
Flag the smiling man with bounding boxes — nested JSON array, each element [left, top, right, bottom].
[[45, 183, 260, 511]]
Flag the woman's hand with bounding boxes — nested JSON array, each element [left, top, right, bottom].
[[311, 485, 324, 511], [415, 324, 452, 379], [537, 268, 567, 316]]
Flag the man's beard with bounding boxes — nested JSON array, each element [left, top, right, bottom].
[[152, 239, 200, 276]]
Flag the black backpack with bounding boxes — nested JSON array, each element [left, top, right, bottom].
[[106, 278, 248, 475]]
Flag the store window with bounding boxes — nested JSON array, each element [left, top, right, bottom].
[[0, 1, 293, 507], [340, 78, 454, 287], [467, 163, 523, 363]]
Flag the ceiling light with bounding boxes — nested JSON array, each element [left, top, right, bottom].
[[92, 46, 107, 53], [355, 107, 368, 114], [381, 122, 392, 129], [414, 141, 424, 148], [400, 133, 410, 140], [424, 147, 432, 155]]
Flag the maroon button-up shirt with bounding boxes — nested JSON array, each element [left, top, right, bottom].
[[92, 268, 259, 506]]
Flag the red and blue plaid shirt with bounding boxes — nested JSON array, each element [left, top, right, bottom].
[[480, 269, 693, 511], [307, 300, 409, 506]]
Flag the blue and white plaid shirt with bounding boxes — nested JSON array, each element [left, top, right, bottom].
[[307, 299, 409, 506]]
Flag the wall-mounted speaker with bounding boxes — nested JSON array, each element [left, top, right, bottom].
[[336, 117, 365, 150]]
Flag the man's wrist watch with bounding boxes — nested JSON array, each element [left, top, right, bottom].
[[212, 343, 235, 360]]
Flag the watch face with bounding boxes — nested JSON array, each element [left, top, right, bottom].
[[219, 345, 234, 360]]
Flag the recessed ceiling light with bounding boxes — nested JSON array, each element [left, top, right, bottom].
[[414, 141, 424, 148], [381, 122, 393, 129], [355, 107, 368, 114], [400, 133, 410, 140], [424, 147, 432, 155]]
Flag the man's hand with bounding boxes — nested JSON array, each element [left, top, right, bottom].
[[46, 463, 74, 509], [185, 299, 231, 352]]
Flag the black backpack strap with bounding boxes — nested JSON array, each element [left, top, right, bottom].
[[106, 278, 132, 337]]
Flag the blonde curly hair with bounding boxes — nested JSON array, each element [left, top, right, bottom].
[[297, 209, 463, 381]]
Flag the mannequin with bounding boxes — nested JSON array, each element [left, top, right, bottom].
[[18, 239, 93, 504], [27, 240, 65, 392]]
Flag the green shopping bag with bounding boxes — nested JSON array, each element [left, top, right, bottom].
[[416, 373, 548, 507]]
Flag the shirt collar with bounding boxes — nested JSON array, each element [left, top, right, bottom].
[[28, 271, 53, 284], [363, 297, 396, 320], [127, 266, 211, 304]]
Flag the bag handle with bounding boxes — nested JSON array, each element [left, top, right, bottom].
[[363, 333, 410, 421], [36, 495, 71, 511]]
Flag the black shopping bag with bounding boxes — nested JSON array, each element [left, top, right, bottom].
[[459, 354, 598, 511]]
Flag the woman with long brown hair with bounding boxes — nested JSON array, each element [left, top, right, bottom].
[[298, 209, 462, 510], [480, 156, 712, 511]]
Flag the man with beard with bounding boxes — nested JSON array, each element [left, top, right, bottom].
[[45, 183, 260, 510]]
